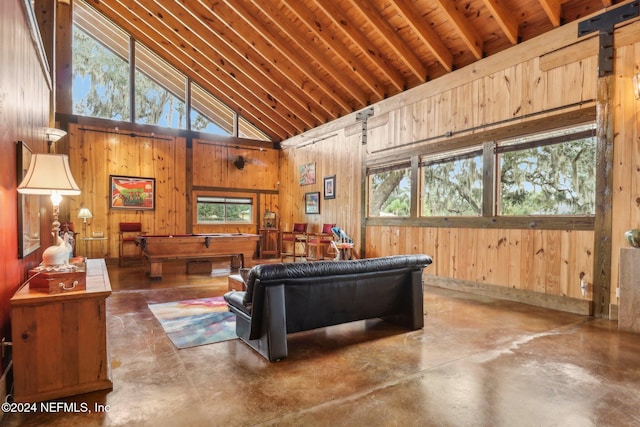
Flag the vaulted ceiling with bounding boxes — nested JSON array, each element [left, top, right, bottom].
[[83, 0, 622, 142]]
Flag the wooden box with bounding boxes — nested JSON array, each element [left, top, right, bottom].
[[28, 266, 87, 294]]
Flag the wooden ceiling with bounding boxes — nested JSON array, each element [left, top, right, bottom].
[[82, 0, 622, 142]]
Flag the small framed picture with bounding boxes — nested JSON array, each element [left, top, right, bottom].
[[324, 175, 335, 200], [305, 192, 320, 214]]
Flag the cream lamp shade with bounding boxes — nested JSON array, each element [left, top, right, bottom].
[[45, 128, 67, 143], [17, 154, 81, 265], [78, 207, 93, 220], [17, 153, 81, 196]]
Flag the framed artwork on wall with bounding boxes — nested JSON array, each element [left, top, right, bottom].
[[305, 192, 320, 214], [110, 175, 155, 210], [17, 141, 41, 258], [299, 162, 316, 185], [324, 175, 335, 200]]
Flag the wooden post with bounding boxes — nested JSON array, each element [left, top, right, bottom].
[[592, 75, 614, 318]]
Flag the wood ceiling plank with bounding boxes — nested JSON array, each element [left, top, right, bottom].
[[281, 0, 386, 99], [193, 0, 343, 121], [482, 0, 520, 44], [434, 0, 484, 60], [313, 0, 405, 92], [249, 0, 369, 107], [393, 0, 454, 73], [89, 0, 294, 139], [349, 0, 428, 81], [537, 0, 562, 27], [138, 0, 318, 132]]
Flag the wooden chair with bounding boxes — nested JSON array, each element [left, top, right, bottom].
[[280, 223, 308, 261], [307, 223, 335, 261], [118, 222, 143, 266]]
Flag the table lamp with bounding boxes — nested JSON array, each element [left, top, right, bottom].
[[78, 207, 93, 235], [18, 153, 81, 265]]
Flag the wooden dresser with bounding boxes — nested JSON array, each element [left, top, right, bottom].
[[10, 259, 113, 402]]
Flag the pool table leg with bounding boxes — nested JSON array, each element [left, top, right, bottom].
[[149, 260, 163, 279]]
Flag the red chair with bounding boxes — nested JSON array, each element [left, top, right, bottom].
[[307, 223, 335, 261], [119, 222, 143, 266], [280, 223, 308, 261]]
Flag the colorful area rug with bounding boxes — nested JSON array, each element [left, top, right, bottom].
[[148, 296, 236, 349]]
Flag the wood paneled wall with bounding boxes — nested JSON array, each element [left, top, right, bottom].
[[0, 0, 50, 341], [66, 124, 187, 258], [64, 128, 280, 257], [279, 129, 363, 254], [280, 16, 640, 314]]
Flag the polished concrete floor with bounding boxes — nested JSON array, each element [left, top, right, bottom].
[[4, 259, 640, 427]]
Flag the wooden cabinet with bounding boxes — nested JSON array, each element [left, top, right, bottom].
[[10, 259, 113, 402]]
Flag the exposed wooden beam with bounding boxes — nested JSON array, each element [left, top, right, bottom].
[[225, 0, 356, 114], [250, 0, 369, 107], [349, 0, 428, 81], [538, 0, 562, 27], [434, 0, 484, 60], [281, 0, 386, 99], [313, 0, 405, 92], [483, 0, 520, 44], [145, 0, 320, 130], [206, 0, 344, 121], [393, 0, 453, 72]]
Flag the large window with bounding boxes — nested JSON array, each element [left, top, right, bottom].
[[367, 122, 596, 221], [72, 0, 271, 141], [497, 124, 596, 215], [72, 22, 129, 121], [368, 164, 411, 217], [421, 148, 483, 216], [196, 196, 253, 224]]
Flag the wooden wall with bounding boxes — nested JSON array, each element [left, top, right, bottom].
[[279, 129, 363, 254], [280, 14, 640, 315], [64, 125, 279, 258], [192, 138, 279, 235], [66, 124, 188, 258], [0, 0, 51, 341]]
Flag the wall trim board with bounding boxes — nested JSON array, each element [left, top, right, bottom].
[[426, 276, 593, 316]]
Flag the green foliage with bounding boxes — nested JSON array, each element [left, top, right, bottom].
[[369, 169, 411, 216], [72, 28, 130, 120], [499, 139, 596, 215], [422, 156, 483, 216]]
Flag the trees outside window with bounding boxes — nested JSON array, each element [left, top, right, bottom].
[[421, 150, 483, 216], [367, 123, 595, 220], [196, 197, 253, 224], [368, 167, 411, 217], [498, 126, 596, 215]]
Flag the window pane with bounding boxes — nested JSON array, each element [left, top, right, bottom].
[[190, 83, 233, 136], [72, 23, 130, 121], [498, 127, 596, 215], [368, 168, 411, 217], [239, 116, 271, 141], [422, 153, 483, 216], [196, 196, 252, 224], [135, 43, 186, 128]]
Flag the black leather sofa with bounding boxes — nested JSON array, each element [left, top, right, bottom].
[[223, 254, 432, 362]]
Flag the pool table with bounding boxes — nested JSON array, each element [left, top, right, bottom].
[[135, 233, 260, 279]]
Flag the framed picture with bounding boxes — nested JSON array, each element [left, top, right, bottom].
[[299, 162, 316, 185], [324, 175, 336, 200], [110, 175, 155, 210], [305, 192, 320, 214], [17, 141, 41, 258]]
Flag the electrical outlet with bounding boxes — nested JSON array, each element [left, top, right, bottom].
[[616, 287, 620, 298]]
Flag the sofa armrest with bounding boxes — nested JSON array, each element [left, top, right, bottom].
[[224, 291, 251, 316]]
